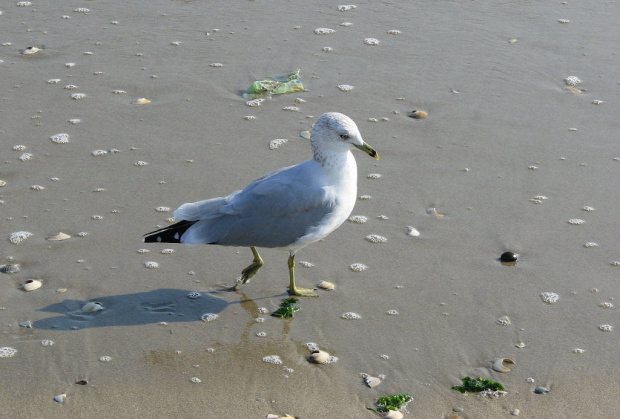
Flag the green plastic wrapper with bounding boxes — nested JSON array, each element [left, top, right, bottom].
[[243, 69, 304, 99]]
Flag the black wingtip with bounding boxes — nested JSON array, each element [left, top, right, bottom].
[[142, 220, 198, 243]]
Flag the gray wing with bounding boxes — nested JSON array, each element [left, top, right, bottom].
[[179, 160, 336, 248]]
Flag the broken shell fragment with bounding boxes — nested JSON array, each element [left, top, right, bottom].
[[317, 280, 335, 291], [565, 86, 582, 94], [427, 207, 445, 217], [82, 301, 104, 312], [22, 46, 42, 55], [47, 232, 71, 241], [53, 394, 66, 404], [22, 279, 42, 291], [365, 375, 382, 388], [134, 98, 151, 104], [308, 350, 330, 364], [492, 358, 515, 373], [0, 263, 21, 274]]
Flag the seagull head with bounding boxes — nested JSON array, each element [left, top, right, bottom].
[[311, 112, 379, 161]]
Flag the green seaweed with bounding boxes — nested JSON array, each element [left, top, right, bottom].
[[451, 376, 505, 393], [271, 298, 300, 318], [368, 393, 413, 413]]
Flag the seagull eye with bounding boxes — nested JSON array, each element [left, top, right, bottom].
[[340, 134, 349, 140]]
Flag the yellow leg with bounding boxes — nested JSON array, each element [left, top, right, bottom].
[[232, 247, 263, 290], [287, 253, 317, 297]]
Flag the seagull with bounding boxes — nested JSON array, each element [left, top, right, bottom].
[[143, 112, 378, 296]]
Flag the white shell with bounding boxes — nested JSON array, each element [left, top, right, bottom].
[[47, 232, 71, 241], [308, 350, 330, 364], [384, 410, 403, 419], [365, 375, 382, 388], [407, 226, 420, 236], [53, 394, 66, 404], [22, 279, 42, 291], [135, 98, 151, 104], [317, 281, 335, 290], [82, 301, 104, 312]]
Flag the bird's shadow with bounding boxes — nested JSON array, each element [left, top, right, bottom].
[[32, 288, 232, 331]]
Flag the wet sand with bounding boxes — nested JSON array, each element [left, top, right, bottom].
[[1, 1, 619, 417]]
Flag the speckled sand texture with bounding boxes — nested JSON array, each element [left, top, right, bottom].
[[0, 1, 618, 418]]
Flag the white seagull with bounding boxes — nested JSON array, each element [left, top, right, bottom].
[[143, 112, 378, 296]]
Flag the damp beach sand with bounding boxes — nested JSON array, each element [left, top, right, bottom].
[[1, 1, 619, 418]]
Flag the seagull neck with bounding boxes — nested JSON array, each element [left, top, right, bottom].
[[312, 147, 351, 170]]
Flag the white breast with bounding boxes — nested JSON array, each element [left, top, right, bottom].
[[287, 151, 358, 251]]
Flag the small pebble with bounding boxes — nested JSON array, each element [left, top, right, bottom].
[[500, 251, 518, 262]]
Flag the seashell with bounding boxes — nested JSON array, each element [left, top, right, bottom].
[[53, 394, 66, 404], [427, 207, 444, 217], [384, 411, 404, 419], [0, 180, 6, 187], [22, 46, 42, 54], [496, 315, 511, 326], [47, 232, 71, 241], [22, 279, 42, 291], [308, 349, 330, 364], [565, 86, 582, 94], [82, 301, 104, 312], [200, 313, 219, 322], [534, 386, 550, 394], [407, 226, 420, 237], [317, 280, 335, 291], [0, 263, 21, 274], [134, 98, 151, 104], [408, 109, 428, 119], [516, 341, 526, 348], [364, 375, 382, 388], [492, 358, 515, 373], [75, 380, 88, 385]]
